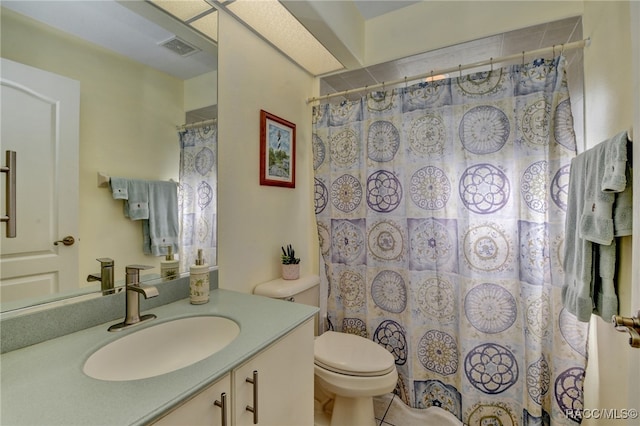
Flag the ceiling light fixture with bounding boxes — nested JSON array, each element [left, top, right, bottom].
[[219, 0, 343, 76], [149, 0, 218, 42]]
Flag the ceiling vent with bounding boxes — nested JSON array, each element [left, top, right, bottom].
[[160, 37, 200, 57]]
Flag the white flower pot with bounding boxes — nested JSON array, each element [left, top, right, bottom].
[[282, 264, 300, 280]]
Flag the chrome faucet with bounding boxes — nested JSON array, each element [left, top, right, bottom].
[[87, 258, 115, 295], [108, 265, 158, 332]]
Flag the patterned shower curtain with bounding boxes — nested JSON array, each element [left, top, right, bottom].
[[311, 57, 588, 425], [178, 124, 217, 272]]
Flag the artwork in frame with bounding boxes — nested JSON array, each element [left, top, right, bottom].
[[260, 110, 296, 188]]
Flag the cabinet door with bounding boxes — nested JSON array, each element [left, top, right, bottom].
[[234, 319, 314, 426], [153, 374, 231, 426]]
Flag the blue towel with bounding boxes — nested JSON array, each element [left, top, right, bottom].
[[562, 152, 594, 322], [562, 131, 632, 322], [143, 181, 179, 256], [125, 179, 149, 220], [109, 177, 128, 200]]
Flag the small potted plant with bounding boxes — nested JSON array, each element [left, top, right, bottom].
[[281, 244, 301, 280]]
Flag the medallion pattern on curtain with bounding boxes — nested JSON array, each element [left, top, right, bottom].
[[178, 125, 217, 271], [312, 57, 588, 425]]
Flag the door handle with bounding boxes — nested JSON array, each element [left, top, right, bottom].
[[612, 311, 640, 348], [54, 236, 75, 246]]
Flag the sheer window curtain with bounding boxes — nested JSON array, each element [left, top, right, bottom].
[[178, 124, 217, 272], [312, 56, 588, 424]]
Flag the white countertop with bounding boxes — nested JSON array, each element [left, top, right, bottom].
[[0, 289, 317, 425]]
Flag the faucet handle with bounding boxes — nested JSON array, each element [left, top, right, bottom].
[[96, 258, 114, 266], [125, 265, 154, 286], [125, 264, 154, 272]]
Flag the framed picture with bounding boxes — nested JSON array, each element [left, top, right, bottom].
[[260, 110, 296, 188]]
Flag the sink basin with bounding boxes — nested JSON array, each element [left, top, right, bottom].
[[83, 316, 240, 381]]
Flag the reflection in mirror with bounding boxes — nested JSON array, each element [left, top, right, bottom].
[[0, 1, 217, 313]]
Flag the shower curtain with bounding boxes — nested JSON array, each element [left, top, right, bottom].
[[312, 57, 588, 425], [178, 124, 217, 272]]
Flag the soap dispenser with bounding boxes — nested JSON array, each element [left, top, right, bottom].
[[190, 249, 209, 304], [161, 245, 179, 281]]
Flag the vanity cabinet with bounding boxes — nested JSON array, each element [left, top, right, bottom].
[[152, 374, 231, 426], [151, 318, 314, 426], [233, 318, 314, 426]]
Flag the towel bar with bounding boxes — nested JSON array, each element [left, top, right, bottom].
[[97, 172, 177, 188]]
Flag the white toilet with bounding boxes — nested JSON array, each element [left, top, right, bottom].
[[254, 275, 398, 426]]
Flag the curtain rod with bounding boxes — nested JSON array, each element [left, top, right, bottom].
[[176, 118, 217, 131], [306, 38, 591, 104]]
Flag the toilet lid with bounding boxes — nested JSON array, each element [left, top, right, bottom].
[[314, 331, 395, 377]]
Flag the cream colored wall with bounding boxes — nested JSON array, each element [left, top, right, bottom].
[[215, 0, 638, 416], [216, 10, 318, 294], [1, 9, 184, 285], [630, 0, 640, 415], [364, 1, 584, 66], [581, 1, 638, 420], [184, 71, 217, 112]]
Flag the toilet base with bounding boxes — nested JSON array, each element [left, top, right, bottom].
[[330, 395, 376, 426]]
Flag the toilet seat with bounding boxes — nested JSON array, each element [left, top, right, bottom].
[[314, 331, 395, 377]]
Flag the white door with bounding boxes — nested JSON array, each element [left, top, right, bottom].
[[0, 58, 79, 304]]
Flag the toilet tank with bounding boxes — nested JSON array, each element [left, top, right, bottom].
[[253, 275, 320, 333]]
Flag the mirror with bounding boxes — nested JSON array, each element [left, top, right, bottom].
[[0, 0, 217, 313]]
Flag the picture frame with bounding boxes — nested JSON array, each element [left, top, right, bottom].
[[260, 109, 296, 188]]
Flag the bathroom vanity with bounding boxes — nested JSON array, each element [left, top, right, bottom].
[[0, 289, 317, 425], [154, 320, 313, 425]]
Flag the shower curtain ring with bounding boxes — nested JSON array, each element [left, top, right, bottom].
[[458, 65, 462, 79], [552, 44, 556, 57], [404, 76, 408, 89], [522, 51, 525, 67], [490, 58, 493, 72]]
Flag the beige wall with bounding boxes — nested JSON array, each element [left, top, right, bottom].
[[365, 1, 584, 66], [1, 9, 187, 285], [581, 1, 638, 419], [184, 71, 217, 112], [216, 0, 638, 418], [630, 0, 640, 414], [216, 10, 318, 294]]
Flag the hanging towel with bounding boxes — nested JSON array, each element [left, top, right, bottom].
[[562, 152, 594, 322], [562, 131, 633, 322], [611, 135, 633, 237], [109, 177, 129, 200], [577, 141, 617, 245], [613, 175, 633, 237], [143, 181, 179, 256], [125, 179, 149, 220], [602, 131, 629, 192]]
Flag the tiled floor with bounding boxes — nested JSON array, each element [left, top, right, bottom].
[[373, 393, 463, 426], [314, 391, 463, 426]]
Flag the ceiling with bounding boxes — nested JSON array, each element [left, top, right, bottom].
[[1, 0, 218, 80], [0, 0, 426, 80], [1, 0, 582, 87], [352, 0, 420, 19], [320, 15, 583, 96]]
